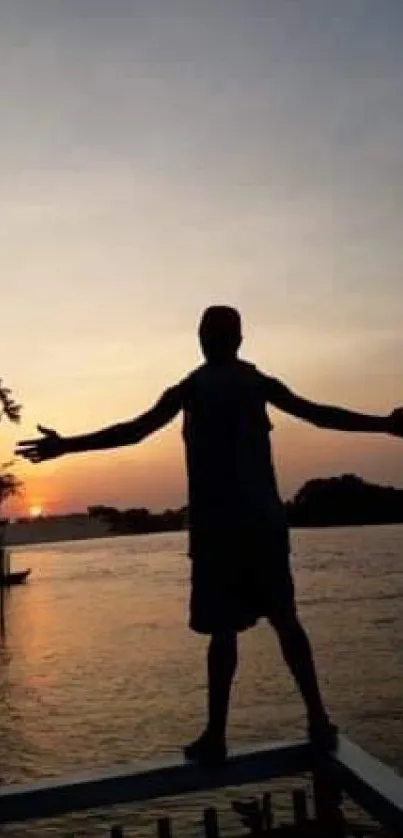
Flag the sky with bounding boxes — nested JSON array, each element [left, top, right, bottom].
[[1, 0, 403, 517]]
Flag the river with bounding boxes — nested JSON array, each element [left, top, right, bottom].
[[1, 525, 402, 835]]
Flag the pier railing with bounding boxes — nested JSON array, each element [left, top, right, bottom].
[[1, 736, 402, 835]]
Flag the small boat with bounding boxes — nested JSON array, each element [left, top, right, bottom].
[[0, 569, 31, 586]]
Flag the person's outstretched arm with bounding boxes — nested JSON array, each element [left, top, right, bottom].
[[16, 384, 185, 463], [263, 376, 403, 436]]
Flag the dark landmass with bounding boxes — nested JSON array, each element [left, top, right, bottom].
[[89, 474, 403, 534], [5, 474, 403, 545], [88, 505, 187, 535], [6, 513, 111, 546], [285, 474, 403, 527]]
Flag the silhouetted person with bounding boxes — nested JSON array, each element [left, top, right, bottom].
[[17, 306, 403, 767]]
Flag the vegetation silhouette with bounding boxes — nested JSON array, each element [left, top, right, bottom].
[[286, 474, 403, 527], [0, 379, 22, 510], [0, 378, 22, 638], [88, 504, 187, 534], [87, 475, 403, 535]]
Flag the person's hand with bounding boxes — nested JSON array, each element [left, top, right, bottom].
[[387, 408, 403, 437], [15, 425, 68, 463]]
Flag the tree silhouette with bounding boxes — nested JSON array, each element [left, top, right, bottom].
[[0, 379, 22, 508], [286, 473, 403, 526], [0, 379, 21, 425]]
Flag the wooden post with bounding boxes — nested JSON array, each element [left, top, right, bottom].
[[0, 545, 5, 639], [232, 798, 264, 835], [5, 548, 10, 577], [110, 826, 124, 838], [262, 792, 273, 832], [313, 768, 345, 836], [203, 807, 220, 838], [292, 789, 308, 826], [157, 816, 172, 838]]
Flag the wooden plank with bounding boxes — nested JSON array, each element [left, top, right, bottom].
[[0, 740, 311, 825], [328, 736, 403, 835]]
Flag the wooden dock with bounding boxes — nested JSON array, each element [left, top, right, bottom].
[[1, 735, 403, 834], [0, 740, 311, 824], [330, 738, 403, 835]]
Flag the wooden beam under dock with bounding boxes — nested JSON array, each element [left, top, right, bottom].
[[0, 740, 311, 825], [1, 736, 403, 833]]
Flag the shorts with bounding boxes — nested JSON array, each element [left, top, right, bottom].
[[189, 524, 296, 635]]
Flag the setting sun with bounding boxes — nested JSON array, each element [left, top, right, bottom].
[[29, 505, 43, 519]]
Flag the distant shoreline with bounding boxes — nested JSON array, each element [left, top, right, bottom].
[[7, 519, 403, 548], [5, 474, 403, 547]]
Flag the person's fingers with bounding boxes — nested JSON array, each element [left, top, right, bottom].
[[37, 424, 58, 436], [16, 443, 48, 456], [16, 434, 60, 462], [15, 448, 38, 458], [15, 450, 32, 460], [16, 452, 38, 461], [15, 439, 41, 447], [28, 451, 45, 462]]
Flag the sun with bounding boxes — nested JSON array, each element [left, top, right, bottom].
[[29, 504, 43, 519]]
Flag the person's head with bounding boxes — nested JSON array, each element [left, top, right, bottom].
[[198, 306, 242, 363]]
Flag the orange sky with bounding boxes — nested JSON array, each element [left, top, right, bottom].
[[1, 3, 403, 518]]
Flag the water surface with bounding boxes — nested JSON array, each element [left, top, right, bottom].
[[1, 526, 402, 833]]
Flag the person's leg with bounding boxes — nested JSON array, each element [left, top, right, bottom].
[[184, 630, 238, 765], [270, 608, 326, 720], [269, 607, 337, 745], [207, 630, 238, 740]]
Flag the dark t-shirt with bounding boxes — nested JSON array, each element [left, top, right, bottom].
[[175, 359, 288, 560]]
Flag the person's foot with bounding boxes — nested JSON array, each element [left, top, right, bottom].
[[183, 730, 227, 769], [308, 716, 339, 751]]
